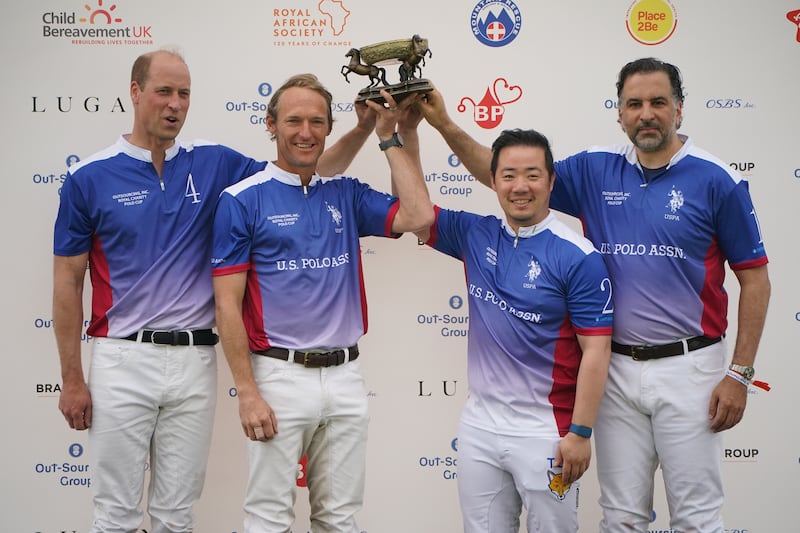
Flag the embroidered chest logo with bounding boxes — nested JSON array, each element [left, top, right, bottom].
[[523, 257, 541, 289], [526, 258, 541, 282], [666, 186, 684, 213], [112, 189, 149, 207], [485, 246, 498, 266], [547, 470, 572, 501], [326, 202, 344, 233], [185, 173, 201, 204]]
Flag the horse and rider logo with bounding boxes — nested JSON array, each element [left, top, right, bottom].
[[666, 186, 684, 214]]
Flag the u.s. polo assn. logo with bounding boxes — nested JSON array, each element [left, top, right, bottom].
[[326, 201, 344, 233], [523, 257, 542, 289], [665, 186, 684, 221], [326, 202, 342, 224]]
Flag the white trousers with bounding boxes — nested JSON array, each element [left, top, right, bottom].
[[457, 422, 580, 533], [596, 342, 727, 533], [244, 353, 369, 533], [88, 337, 217, 533]]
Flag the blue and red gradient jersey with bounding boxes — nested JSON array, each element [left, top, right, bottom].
[[54, 136, 265, 337], [211, 162, 400, 352], [551, 135, 768, 345], [426, 209, 613, 437]]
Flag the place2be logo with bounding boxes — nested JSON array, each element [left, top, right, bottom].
[[625, 0, 677, 45]]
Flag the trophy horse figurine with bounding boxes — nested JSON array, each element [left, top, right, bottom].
[[341, 34, 433, 103]]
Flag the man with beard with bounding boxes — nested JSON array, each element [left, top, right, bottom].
[[415, 57, 770, 532]]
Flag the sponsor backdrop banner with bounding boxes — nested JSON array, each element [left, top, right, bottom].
[[2, 0, 798, 531]]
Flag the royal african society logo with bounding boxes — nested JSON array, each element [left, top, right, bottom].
[[273, 1, 352, 47], [471, 0, 522, 47], [625, 0, 677, 46], [41, 0, 154, 46]]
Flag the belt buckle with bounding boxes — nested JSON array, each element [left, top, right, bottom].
[[151, 330, 183, 346], [150, 330, 171, 345], [631, 346, 647, 361], [630, 346, 642, 361], [302, 350, 325, 368]]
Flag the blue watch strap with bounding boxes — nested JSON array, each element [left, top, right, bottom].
[[569, 423, 592, 438]]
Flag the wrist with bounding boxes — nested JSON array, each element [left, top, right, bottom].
[[728, 363, 755, 381], [378, 132, 404, 151], [568, 423, 592, 439], [725, 368, 750, 387]]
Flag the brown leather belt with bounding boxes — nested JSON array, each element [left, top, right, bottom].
[[612, 336, 722, 361], [254, 345, 359, 368]]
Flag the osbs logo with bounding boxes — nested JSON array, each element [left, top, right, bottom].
[[705, 98, 753, 110]]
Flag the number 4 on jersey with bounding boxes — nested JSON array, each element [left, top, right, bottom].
[[185, 173, 201, 204]]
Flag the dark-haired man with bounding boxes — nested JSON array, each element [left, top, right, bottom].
[[417, 57, 770, 532], [414, 127, 612, 532]]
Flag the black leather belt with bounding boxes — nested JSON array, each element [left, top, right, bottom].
[[612, 335, 722, 361], [123, 329, 219, 346], [255, 345, 359, 368]]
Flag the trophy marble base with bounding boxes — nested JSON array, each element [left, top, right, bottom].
[[356, 79, 433, 104]]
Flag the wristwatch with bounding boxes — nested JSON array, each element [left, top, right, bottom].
[[729, 363, 755, 381], [379, 132, 404, 151]]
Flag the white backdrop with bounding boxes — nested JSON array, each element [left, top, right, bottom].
[[2, 1, 799, 532]]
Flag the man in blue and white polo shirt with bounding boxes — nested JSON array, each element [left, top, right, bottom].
[[53, 49, 374, 533], [211, 75, 433, 533], [415, 128, 612, 532], [416, 57, 770, 533]]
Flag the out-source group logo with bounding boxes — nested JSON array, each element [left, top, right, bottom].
[[471, 0, 522, 47], [787, 9, 800, 42], [459, 78, 523, 129], [625, 0, 677, 45]]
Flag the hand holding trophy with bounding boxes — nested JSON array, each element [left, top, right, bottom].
[[341, 34, 434, 104]]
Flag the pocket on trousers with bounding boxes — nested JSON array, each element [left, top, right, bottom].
[[686, 346, 725, 382], [90, 338, 133, 369], [251, 353, 290, 386]]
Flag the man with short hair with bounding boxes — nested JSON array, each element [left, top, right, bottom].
[[416, 57, 770, 532], [413, 127, 612, 533], [53, 49, 374, 533], [211, 74, 433, 532]]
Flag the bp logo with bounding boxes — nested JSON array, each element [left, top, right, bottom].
[[471, 0, 522, 47]]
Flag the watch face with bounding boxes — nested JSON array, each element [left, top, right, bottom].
[[732, 364, 755, 380]]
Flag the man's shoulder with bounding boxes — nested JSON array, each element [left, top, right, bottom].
[[540, 215, 598, 256], [179, 138, 245, 158], [222, 168, 277, 198], [680, 141, 742, 183], [68, 138, 128, 176]]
